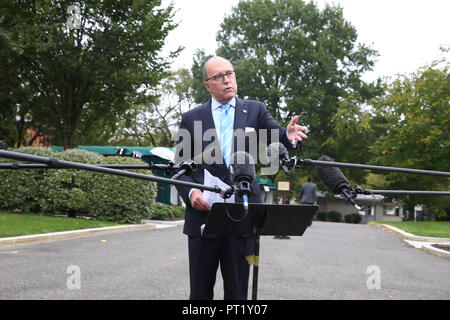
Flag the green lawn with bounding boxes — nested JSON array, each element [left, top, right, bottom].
[[0, 212, 121, 238], [370, 221, 450, 238]]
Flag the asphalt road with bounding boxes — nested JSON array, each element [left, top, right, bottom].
[[0, 222, 449, 300]]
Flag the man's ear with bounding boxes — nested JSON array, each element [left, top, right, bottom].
[[203, 81, 210, 92]]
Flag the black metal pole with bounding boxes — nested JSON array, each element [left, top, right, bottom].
[[0, 163, 154, 169], [0, 150, 225, 195], [2, 152, 449, 177], [251, 209, 269, 300], [252, 234, 260, 301], [298, 158, 450, 177], [368, 190, 450, 196]]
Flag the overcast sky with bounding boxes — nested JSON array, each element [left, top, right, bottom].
[[161, 0, 449, 82]]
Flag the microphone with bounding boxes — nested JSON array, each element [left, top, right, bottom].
[[230, 151, 256, 216], [266, 142, 290, 175], [116, 147, 128, 156], [170, 160, 198, 179], [315, 155, 362, 210], [130, 151, 143, 159]]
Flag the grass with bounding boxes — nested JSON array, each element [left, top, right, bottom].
[[370, 221, 450, 238], [0, 212, 121, 238]]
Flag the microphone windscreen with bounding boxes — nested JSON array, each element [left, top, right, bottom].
[[230, 151, 256, 183], [315, 155, 349, 193], [266, 142, 288, 164]]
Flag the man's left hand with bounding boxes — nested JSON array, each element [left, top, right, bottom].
[[287, 115, 308, 145]]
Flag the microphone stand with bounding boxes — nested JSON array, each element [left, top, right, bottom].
[[0, 159, 196, 176], [282, 157, 450, 208], [287, 157, 450, 177], [0, 163, 166, 170], [0, 150, 230, 197]]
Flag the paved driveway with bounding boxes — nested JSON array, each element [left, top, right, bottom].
[[0, 222, 448, 300]]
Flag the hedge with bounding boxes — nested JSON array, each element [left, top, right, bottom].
[[150, 203, 185, 220], [317, 211, 328, 221], [344, 213, 362, 224], [0, 147, 157, 224], [316, 210, 363, 224], [327, 210, 342, 222]]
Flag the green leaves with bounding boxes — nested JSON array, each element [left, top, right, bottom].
[[372, 64, 450, 172], [322, 93, 375, 183], [369, 58, 450, 209]]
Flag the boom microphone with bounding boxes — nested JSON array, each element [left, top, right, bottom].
[[266, 142, 290, 175], [230, 151, 256, 216], [316, 155, 361, 210]]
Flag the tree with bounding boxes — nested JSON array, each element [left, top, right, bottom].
[[0, 17, 51, 147], [111, 68, 195, 147], [370, 55, 450, 212], [0, 0, 179, 149], [322, 91, 383, 184], [190, 49, 213, 104], [215, 0, 380, 162]]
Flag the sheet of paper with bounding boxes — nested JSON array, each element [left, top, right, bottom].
[[203, 169, 235, 206]]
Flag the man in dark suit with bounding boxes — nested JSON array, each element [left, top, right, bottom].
[[174, 56, 307, 300]]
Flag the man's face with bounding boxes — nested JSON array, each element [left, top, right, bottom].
[[203, 58, 238, 104]]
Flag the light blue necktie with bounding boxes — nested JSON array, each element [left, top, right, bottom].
[[220, 104, 233, 167]]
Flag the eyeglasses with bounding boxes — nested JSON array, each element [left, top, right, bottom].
[[205, 71, 235, 82]]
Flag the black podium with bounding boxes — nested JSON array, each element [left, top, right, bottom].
[[202, 202, 319, 300]]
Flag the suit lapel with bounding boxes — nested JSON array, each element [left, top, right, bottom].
[[232, 97, 248, 157], [234, 97, 247, 132], [200, 99, 220, 154], [201, 99, 216, 133]]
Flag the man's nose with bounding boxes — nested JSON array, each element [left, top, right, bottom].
[[223, 74, 232, 83]]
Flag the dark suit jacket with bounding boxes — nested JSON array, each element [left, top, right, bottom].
[[175, 97, 297, 236]]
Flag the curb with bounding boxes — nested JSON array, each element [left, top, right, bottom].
[[0, 224, 157, 247], [142, 219, 185, 226], [421, 243, 450, 259], [371, 224, 450, 259], [375, 224, 450, 243]]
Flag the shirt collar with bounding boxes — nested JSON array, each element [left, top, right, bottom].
[[211, 96, 236, 111]]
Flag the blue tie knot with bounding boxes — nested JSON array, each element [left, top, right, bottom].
[[221, 104, 230, 114]]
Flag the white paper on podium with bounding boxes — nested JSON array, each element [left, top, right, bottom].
[[203, 169, 235, 206]]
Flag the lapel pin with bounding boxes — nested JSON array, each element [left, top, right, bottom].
[[243, 109, 247, 114]]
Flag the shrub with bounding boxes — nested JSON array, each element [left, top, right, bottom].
[[344, 213, 362, 224], [350, 213, 362, 224], [150, 203, 185, 220], [317, 211, 328, 221], [0, 147, 61, 213], [327, 210, 342, 222], [344, 214, 353, 223], [0, 147, 157, 224]]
